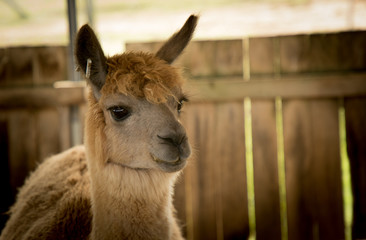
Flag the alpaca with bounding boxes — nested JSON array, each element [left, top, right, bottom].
[[0, 15, 198, 240]]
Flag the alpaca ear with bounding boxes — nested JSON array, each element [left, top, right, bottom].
[[75, 24, 107, 99], [156, 15, 198, 64]]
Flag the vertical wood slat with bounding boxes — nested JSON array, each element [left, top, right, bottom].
[[249, 37, 275, 76], [37, 109, 61, 162], [344, 97, 366, 239], [176, 40, 243, 78], [279, 32, 366, 74], [251, 100, 282, 240], [283, 99, 345, 240], [183, 103, 218, 240], [7, 111, 38, 194], [249, 35, 282, 240], [182, 102, 249, 240], [59, 107, 71, 151], [217, 101, 249, 239]]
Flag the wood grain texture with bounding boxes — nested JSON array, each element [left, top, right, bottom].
[[279, 31, 366, 73], [0, 86, 86, 108], [216, 101, 249, 239], [58, 107, 71, 151], [0, 46, 68, 85], [249, 37, 275, 76], [344, 97, 366, 239], [283, 99, 344, 240], [7, 111, 38, 193], [251, 99, 281, 240], [37, 109, 61, 161], [182, 103, 218, 240], [181, 102, 249, 240], [187, 73, 366, 101]]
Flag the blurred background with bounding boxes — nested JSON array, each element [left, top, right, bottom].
[[1, 0, 366, 239], [1, 0, 366, 53]]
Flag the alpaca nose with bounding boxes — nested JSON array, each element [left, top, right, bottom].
[[157, 134, 187, 148]]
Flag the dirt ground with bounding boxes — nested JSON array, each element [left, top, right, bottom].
[[1, 0, 366, 55]]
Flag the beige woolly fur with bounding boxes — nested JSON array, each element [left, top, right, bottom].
[[104, 52, 184, 104], [0, 14, 198, 240]]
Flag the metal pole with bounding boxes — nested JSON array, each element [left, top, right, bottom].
[[67, 0, 82, 146], [67, 0, 79, 82], [86, 0, 94, 27]]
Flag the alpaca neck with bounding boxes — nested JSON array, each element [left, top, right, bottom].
[[89, 161, 178, 240], [84, 95, 180, 239]]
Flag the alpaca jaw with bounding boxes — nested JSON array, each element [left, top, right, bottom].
[[105, 154, 188, 173], [151, 154, 187, 173]]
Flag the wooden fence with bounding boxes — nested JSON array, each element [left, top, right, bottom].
[[0, 46, 85, 232], [1, 31, 366, 239]]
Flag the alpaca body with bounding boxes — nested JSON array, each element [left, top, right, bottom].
[[0, 145, 183, 240], [0, 146, 92, 240]]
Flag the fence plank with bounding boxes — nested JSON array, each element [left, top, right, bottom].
[[251, 100, 282, 240], [283, 99, 344, 240], [182, 103, 218, 240], [249, 37, 275, 76], [0, 86, 86, 108], [216, 102, 249, 239], [0, 46, 68, 85], [344, 97, 366, 239], [178, 40, 243, 78], [36, 109, 61, 161], [2, 73, 365, 108], [182, 102, 249, 240], [187, 73, 366, 101], [34, 47, 68, 84], [7, 111, 38, 194], [279, 32, 366, 73], [0, 47, 34, 84], [58, 107, 71, 151]]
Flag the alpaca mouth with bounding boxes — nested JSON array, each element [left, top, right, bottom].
[[152, 155, 180, 165], [151, 154, 186, 172]]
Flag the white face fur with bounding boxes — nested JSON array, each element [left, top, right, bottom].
[[100, 91, 191, 173]]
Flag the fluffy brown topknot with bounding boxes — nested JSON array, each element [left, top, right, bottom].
[[101, 52, 184, 104]]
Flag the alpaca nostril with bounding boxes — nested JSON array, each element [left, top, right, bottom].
[[157, 134, 186, 147]]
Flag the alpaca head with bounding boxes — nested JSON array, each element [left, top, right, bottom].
[[76, 15, 198, 173]]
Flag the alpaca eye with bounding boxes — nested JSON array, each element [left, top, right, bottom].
[[177, 97, 188, 114], [177, 101, 183, 114], [109, 106, 130, 121]]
